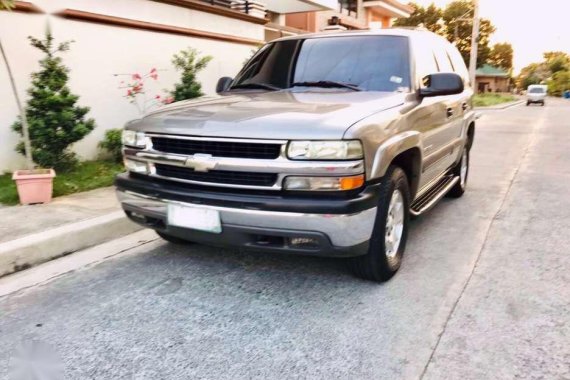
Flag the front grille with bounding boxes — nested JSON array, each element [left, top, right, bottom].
[[151, 137, 282, 159], [155, 164, 278, 187]]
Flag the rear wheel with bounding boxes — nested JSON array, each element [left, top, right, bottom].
[[156, 231, 194, 245], [348, 166, 410, 282], [447, 146, 469, 198]]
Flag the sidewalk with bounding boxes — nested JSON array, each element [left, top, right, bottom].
[[0, 187, 141, 277]]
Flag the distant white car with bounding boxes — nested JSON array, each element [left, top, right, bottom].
[[527, 85, 547, 106]]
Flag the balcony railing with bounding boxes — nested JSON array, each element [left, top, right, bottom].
[[199, 0, 267, 18]]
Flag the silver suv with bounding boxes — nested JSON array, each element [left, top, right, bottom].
[[116, 29, 475, 282]]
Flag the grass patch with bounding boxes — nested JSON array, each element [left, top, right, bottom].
[[0, 160, 124, 206], [473, 93, 517, 107]]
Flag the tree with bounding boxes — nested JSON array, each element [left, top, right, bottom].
[[543, 51, 570, 74], [170, 48, 212, 102], [442, 0, 496, 67], [12, 30, 96, 170], [517, 62, 550, 89], [395, 1, 496, 67], [547, 70, 570, 97], [489, 43, 514, 71], [393, 2, 443, 34], [0, 0, 14, 9], [1, 0, 35, 170]]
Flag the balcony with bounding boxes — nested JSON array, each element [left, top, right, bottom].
[[362, 0, 413, 18], [196, 0, 336, 18]]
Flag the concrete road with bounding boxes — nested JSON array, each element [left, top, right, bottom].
[[1, 99, 569, 380]]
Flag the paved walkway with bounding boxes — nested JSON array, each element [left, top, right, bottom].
[[0, 187, 120, 244]]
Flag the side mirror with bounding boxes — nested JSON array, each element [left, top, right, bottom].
[[419, 73, 464, 97], [216, 77, 233, 93]]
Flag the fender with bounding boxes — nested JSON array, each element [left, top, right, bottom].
[[369, 131, 423, 180]]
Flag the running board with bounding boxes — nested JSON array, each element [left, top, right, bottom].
[[410, 175, 459, 216]]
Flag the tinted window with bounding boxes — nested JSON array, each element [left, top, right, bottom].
[[529, 87, 546, 93], [434, 44, 454, 72], [232, 36, 411, 92], [415, 36, 439, 81], [447, 45, 469, 83], [233, 40, 298, 88]]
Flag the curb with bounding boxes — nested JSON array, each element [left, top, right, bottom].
[[474, 100, 524, 111], [0, 211, 142, 278]]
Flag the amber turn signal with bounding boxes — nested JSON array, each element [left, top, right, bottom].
[[339, 175, 365, 190]]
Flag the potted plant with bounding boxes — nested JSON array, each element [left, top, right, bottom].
[[8, 29, 95, 204], [1, 1, 53, 204]]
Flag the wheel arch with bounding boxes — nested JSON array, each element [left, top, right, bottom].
[[369, 131, 423, 200]]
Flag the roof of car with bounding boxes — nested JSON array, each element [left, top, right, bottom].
[[271, 28, 439, 43]]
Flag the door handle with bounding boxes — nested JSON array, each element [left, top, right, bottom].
[[446, 107, 454, 118], [461, 102, 469, 111]]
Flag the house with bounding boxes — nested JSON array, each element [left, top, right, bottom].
[[0, 0, 335, 172], [475, 64, 511, 93], [269, 0, 413, 40]]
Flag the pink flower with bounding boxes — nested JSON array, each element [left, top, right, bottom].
[[132, 73, 142, 81], [127, 90, 133, 96], [155, 95, 161, 99], [150, 73, 158, 80], [150, 68, 157, 73]]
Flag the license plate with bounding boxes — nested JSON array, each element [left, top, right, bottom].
[[167, 203, 222, 233]]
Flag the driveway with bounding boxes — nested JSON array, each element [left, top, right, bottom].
[[1, 99, 569, 379]]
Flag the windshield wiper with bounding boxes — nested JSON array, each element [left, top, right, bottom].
[[230, 83, 281, 91], [292, 81, 362, 91]]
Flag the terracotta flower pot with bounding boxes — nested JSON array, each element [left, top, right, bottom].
[[12, 169, 56, 205]]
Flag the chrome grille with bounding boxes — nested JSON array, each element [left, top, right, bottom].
[[155, 164, 278, 187], [151, 137, 282, 159]]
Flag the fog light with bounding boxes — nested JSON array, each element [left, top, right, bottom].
[[124, 158, 149, 174], [288, 237, 320, 248], [284, 175, 364, 191]]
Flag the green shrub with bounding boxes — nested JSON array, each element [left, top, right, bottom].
[[170, 48, 212, 102], [99, 129, 123, 162], [11, 30, 95, 171]]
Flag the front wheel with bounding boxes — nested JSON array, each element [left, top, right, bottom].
[[348, 166, 410, 282]]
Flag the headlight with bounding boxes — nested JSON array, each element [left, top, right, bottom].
[[287, 140, 363, 160], [122, 130, 147, 148], [284, 175, 364, 191]]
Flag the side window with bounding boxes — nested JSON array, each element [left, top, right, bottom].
[[433, 44, 454, 73], [447, 45, 470, 84], [414, 37, 439, 85]]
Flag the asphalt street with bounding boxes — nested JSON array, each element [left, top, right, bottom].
[[1, 99, 569, 380]]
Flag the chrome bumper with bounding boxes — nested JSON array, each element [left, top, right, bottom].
[[117, 190, 376, 247]]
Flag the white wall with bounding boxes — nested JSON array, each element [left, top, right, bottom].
[[0, 0, 263, 172]]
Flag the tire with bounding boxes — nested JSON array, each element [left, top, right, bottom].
[[447, 145, 469, 198], [156, 231, 194, 245], [541, 101, 545, 106], [348, 166, 410, 282], [526, 101, 530, 106]]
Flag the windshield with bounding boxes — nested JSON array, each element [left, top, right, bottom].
[[529, 87, 546, 94], [231, 36, 411, 92]]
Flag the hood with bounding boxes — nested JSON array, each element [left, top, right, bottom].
[[131, 90, 406, 140]]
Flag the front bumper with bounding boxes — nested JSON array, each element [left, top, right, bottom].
[[116, 174, 379, 257]]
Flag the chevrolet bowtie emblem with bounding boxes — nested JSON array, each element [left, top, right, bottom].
[[184, 154, 217, 172]]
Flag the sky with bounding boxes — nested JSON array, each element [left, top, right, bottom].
[[412, 0, 570, 73]]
